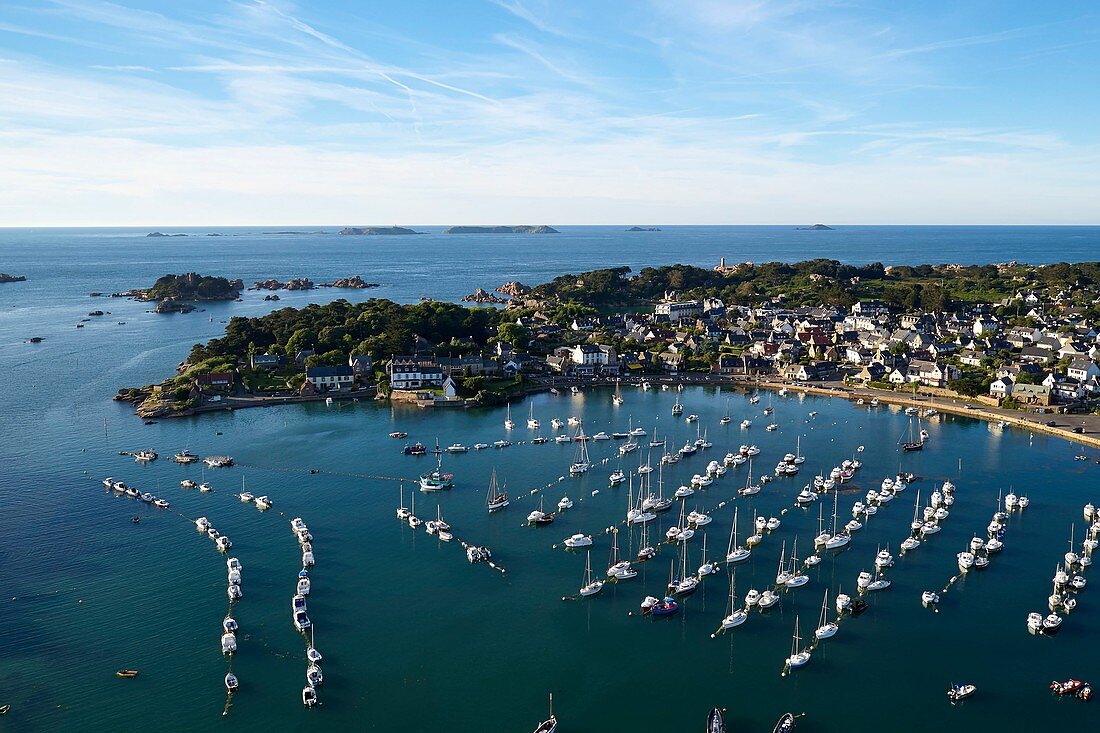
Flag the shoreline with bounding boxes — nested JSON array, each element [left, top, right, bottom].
[[126, 372, 1100, 452]]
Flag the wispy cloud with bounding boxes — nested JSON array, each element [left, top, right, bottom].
[[0, 0, 1095, 224]]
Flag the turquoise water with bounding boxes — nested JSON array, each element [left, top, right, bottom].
[[1, 228, 1099, 731]]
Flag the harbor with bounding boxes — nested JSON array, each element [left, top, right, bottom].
[[8, 381, 1098, 730]]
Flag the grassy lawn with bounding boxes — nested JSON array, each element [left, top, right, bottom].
[[242, 369, 292, 392]]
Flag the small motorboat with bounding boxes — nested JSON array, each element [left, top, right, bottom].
[[772, 713, 795, 733], [223, 615, 238, 633], [307, 664, 323, 687], [563, 533, 592, 548], [302, 685, 318, 707], [921, 591, 940, 607], [1050, 679, 1084, 696], [116, 669, 139, 678], [650, 597, 678, 616], [221, 632, 237, 655], [389, 431, 408, 439], [948, 683, 976, 702], [707, 707, 726, 733], [225, 672, 238, 693]]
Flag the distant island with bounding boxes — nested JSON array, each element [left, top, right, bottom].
[[443, 225, 559, 234], [627, 226, 661, 232], [0, 273, 27, 283], [338, 227, 418, 236], [797, 224, 834, 230], [146, 232, 188, 237]]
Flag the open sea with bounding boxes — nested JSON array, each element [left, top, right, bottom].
[[1, 225, 1099, 732]]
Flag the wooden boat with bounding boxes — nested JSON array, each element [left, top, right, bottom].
[[707, 707, 726, 733], [115, 669, 139, 678], [772, 713, 795, 733]]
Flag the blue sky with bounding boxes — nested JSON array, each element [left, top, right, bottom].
[[1, 0, 1098, 225]]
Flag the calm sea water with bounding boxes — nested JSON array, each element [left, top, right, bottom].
[[1, 227, 1098, 732]]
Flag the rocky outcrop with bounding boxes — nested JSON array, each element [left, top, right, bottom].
[[146, 232, 187, 237], [796, 224, 834, 230], [626, 226, 661, 232], [462, 288, 508, 304], [263, 294, 281, 301], [338, 226, 418, 235], [154, 298, 196, 314], [252, 278, 315, 291], [0, 273, 27, 283], [319, 275, 380, 289], [495, 281, 531, 298], [443, 225, 559, 234], [137, 273, 242, 302]]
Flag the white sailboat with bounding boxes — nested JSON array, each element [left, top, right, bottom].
[[569, 429, 591, 475], [720, 574, 748, 629], [579, 550, 604, 596], [504, 403, 515, 430], [527, 402, 539, 430], [697, 533, 716, 577], [607, 529, 636, 580], [814, 589, 838, 639], [486, 468, 509, 512], [726, 507, 751, 563], [785, 616, 811, 669]]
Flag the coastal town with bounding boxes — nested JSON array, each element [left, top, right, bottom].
[[119, 260, 1100, 443]]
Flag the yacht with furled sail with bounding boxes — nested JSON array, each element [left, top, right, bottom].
[[527, 496, 555, 525], [606, 529, 636, 579], [569, 429, 591, 475], [669, 544, 699, 596], [696, 532, 716, 577], [578, 550, 604, 596], [815, 589, 838, 639], [785, 616, 811, 670], [532, 693, 558, 733], [527, 402, 539, 429], [504, 403, 515, 430], [486, 468, 509, 512], [720, 574, 747, 630], [899, 415, 924, 451], [726, 507, 751, 563]]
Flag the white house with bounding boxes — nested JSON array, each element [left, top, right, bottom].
[[655, 300, 702, 321], [388, 357, 444, 390], [305, 366, 354, 392], [989, 376, 1013, 399]]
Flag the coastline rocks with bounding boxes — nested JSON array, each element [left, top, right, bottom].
[[443, 225, 558, 234], [627, 226, 661, 232], [462, 288, 508, 304], [319, 275, 380, 289], [154, 298, 196, 314], [253, 278, 314, 291], [146, 232, 187, 237], [263, 294, 281, 301], [337, 226, 418, 235], [797, 224, 834, 230], [0, 273, 27, 283], [495, 281, 531, 298], [253, 275, 379, 290]]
